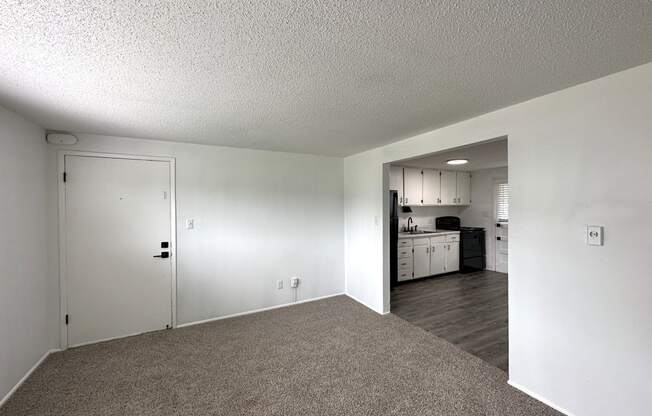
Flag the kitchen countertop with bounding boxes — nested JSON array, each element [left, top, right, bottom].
[[398, 230, 460, 238]]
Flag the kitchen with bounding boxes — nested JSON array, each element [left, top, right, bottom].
[[389, 138, 510, 371]]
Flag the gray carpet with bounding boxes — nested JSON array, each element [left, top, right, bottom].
[[1, 296, 560, 415]]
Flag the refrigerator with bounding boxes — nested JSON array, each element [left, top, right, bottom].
[[389, 190, 399, 287]]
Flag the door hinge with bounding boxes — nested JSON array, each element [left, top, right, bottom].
[[65, 314, 69, 325], [63, 172, 67, 182]]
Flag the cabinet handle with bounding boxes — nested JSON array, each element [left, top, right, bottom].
[[426, 247, 429, 253], [405, 198, 408, 204]]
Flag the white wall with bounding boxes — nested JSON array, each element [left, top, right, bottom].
[[460, 167, 508, 271], [343, 62, 652, 416], [47, 135, 345, 329], [398, 205, 463, 231], [0, 107, 52, 402]]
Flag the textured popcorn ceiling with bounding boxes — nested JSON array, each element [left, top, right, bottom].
[[1, 1, 651, 156]]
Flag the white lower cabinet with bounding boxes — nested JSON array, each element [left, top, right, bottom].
[[397, 233, 460, 282], [429, 242, 446, 275], [397, 238, 413, 281], [412, 238, 430, 278], [445, 241, 460, 272]]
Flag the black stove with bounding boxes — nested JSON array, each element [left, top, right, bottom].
[[435, 217, 486, 273]]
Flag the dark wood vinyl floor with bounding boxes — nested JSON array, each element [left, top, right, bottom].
[[391, 270, 508, 371]]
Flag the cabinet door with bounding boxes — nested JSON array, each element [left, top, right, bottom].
[[445, 242, 460, 272], [440, 171, 457, 205], [389, 166, 405, 205], [413, 245, 430, 278], [429, 242, 446, 275], [403, 168, 422, 206], [456, 172, 471, 205], [422, 169, 440, 205]]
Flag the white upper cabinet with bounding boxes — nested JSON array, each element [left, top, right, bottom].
[[399, 167, 471, 206], [403, 168, 422, 206], [440, 171, 457, 205], [422, 169, 441, 205], [456, 172, 471, 205], [389, 166, 404, 205]]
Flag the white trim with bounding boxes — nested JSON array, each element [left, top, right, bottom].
[[69, 329, 164, 349], [177, 293, 345, 328], [508, 380, 575, 416], [344, 292, 385, 315], [0, 349, 60, 409], [57, 150, 178, 349]]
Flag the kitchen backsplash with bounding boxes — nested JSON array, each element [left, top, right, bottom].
[[399, 205, 464, 230]]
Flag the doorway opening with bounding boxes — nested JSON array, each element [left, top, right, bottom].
[[387, 137, 509, 371]]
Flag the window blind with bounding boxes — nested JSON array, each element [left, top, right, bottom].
[[496, 183, 509, 222]]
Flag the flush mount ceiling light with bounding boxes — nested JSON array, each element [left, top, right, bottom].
[[446, 159, 469, 165]]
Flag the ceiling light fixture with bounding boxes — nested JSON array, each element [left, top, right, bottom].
[[446, 159, 469, 165]]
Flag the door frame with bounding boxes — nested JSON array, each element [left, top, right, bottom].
[[57, 150, 177, 349], [492, 178, 508, 273]]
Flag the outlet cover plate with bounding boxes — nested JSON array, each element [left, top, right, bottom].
[[587, 225, 603, 246]]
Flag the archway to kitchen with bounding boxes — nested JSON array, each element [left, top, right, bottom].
[[384, 136, 509, 372]]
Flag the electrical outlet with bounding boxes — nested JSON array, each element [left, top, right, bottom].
[[586, 225, 603, 246], [290, 277, 299, 288], [276, 280, 283, 290]]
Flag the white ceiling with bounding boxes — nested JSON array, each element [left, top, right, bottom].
[[1, 2, 651, 156], [399, 138, 507, 172]]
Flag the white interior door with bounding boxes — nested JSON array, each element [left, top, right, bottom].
[[65, 155, 173, 347]]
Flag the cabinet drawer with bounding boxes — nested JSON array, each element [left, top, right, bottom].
[[446, 234, 460, 242], [398, 247, 412, 258], [398, 239, 413, 248], [430, 235, 446, 243], [413, 237, 430, 246], [397, 258, 412, 270], [398, 270, 413, 281]]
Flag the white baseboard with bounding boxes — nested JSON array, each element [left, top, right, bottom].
[[0, 349, 60, 409], [177, 292, 346, 329], [344, 292, 384, 314], [508, 380, 575, 416]]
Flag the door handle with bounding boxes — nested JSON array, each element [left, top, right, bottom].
[[153, 251, 170, 258]]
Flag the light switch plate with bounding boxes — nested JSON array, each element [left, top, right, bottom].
[[586, 225, 603, 246], [186, 218, 195, 230]]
